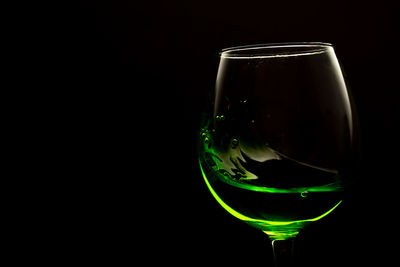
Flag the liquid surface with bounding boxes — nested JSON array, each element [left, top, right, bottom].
[[199, 124, 343, 240]]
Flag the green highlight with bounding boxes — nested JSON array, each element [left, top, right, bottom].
[[218, 172, 341, 194], [199, 126, 342, 195], [200, 161, 342, 240]]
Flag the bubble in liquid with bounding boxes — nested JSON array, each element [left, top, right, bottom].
[[301, 191, 309, 198], [215, 115, 225, 121], [231, 138, 239, 148]]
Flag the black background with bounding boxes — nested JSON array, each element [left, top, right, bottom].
[[23, 0, 399, 265]]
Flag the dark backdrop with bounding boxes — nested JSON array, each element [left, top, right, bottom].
[[35, 1, 398, 265]]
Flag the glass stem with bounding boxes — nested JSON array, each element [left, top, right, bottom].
[[272, 239, 295, 267]]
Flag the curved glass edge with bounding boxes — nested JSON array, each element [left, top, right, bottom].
[[199, 160, 342, 240], [220, 42, 334, 59]]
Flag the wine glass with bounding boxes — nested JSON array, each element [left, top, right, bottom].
[[198, 43, 358, 266]]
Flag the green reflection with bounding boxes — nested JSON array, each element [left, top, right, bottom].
[[200, 162, 342, 240]]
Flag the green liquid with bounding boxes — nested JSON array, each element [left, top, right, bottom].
[[199, 127, 343, 240]]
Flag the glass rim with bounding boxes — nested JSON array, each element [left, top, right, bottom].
[[220, 42, 333, 59]]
